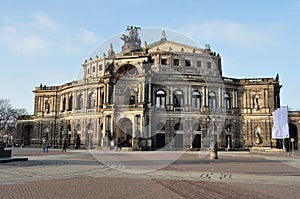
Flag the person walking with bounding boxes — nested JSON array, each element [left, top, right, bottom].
[[62, 138, 67, 152], [42, 140, 48, 152]]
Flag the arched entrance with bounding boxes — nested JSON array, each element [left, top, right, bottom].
[[192, 123, 201, 149], [116, 118, 133, 147], [225, 124, 232, 149], [74, 123, 81, 149], [174, 123, 184, 149], [66, 124, 71, 146], [155, 122, 165, 149], [288, 123, 298, 151], [23, 125, 33, 146], [86, 123, 94, 149]]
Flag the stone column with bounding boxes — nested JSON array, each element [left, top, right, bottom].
[[141, 82, 145, 103], [232, 90, 235, 108], [202, 87, 206, 107], [170, 85, 173, 108], [148, 80, 152, 108], [66, 95, 69, 111], [205, 87, 209, 107], [218, 88, 222, 108], [132, 116, 137, 150]]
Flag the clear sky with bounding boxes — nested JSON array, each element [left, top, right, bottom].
[[1, 0, 300, 114]]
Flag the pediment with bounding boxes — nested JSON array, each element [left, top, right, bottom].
[[147, 39, 204, 54]]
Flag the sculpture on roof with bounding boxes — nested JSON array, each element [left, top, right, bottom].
[[120, 26, 142, 54]]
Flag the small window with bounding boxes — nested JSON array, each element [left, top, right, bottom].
[[207, 62, 212, 69], [185, 59, 191, 67], [173, 59, 179, 66], [197, 60, 202, 67], [99, 64, 103, 71], [161, 59, 167, 65], [87, 69, 90, 74], [93, 66, 95, 73]]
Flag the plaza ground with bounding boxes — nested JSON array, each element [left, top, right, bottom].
[[0, 148, 300, 198]]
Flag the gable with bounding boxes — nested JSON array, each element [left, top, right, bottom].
[[147, 40, 204, 54]]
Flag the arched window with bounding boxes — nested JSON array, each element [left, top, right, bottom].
[[88, 93, 96, 109], [175, 123, 183, 131], [68, 96, 73, 111], [224, 93, 231, 110], [155, 90, 166, 108], [193, 123, 201, 131], [208, 92, 217, 109], [173, 90, 184, 108], [62, 97, 66, 112], [192, 91, 201, 109], [77, 94, 84, 110], [45, 100, 50, 114], [156, 123, 165, 131]]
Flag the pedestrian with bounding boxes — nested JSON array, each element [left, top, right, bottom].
[[62, 138, 67, 152], [42, 140, 48, 152]]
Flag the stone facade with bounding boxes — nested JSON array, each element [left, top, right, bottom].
[[16, 27, 299, 151]]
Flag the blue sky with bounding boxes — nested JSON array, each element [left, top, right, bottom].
[[1, 0, 300, 113]]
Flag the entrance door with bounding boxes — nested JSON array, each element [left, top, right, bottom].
[[174, 134, 183, 149], [192, 134, 201, 148], [156, 133, 165, 149], [288, 123, 298, 150], [116, 118, 133, 147], [226, 135, 232, 149], [24, 125, 32, 145]]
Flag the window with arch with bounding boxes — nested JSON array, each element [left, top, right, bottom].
[[208, 91, 217, 109], [68, 96, 73, 111], [173, 90, 184, 108], [45, 100, 50, 114], [193, 123, 201, 131], [155, 90, 166, 108], [175, 123, 183, 131], [62, 97, 66, 112], [88, 93, 96, 109], [192, 91, 201, 109], [156, 123, 165, 131], [224, 93, 231, 110], [77, 94, 84, 110], [100, 92, 105, 105]]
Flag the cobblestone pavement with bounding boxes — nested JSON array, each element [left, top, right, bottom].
[[0, 148, 300, 198]]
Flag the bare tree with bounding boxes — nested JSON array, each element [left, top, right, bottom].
[[0, 99, 28, 143]]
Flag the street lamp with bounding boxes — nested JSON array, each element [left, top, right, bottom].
[[226, 124, 231, 150], [209, 117, 218, 159]]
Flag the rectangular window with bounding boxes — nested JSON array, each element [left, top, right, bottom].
[[87, 69, 90, 74], [99, 64, 103, 71], [161, 59, 167, 65], [93, 66, 95, 73], [185, 59, 191, 67], [173, 59, 179, 66], [207, 62, 212, 69], [197, 60, 202, 67]]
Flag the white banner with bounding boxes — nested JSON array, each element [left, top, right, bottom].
[[272, 106, 289, 139]]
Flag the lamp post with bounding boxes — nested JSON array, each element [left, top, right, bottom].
[[226, 124, 231, 150], [209, 117, 218, 159]]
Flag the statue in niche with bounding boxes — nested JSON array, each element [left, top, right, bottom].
[[254, 127, 263, 145], [252, 95, 260, 111]]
